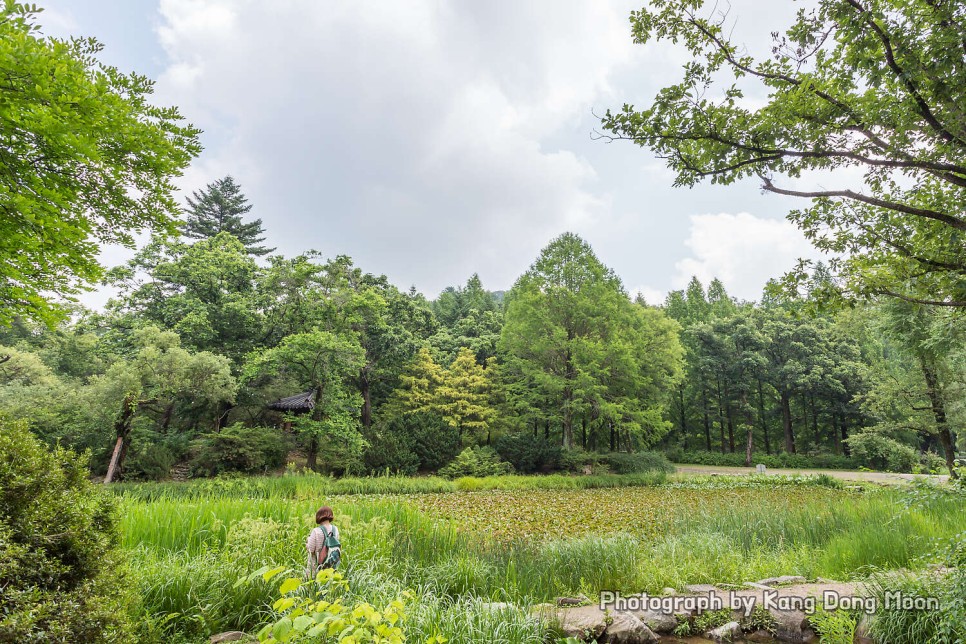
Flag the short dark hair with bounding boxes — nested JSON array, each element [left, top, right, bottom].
[[315, 506, 334, 524]]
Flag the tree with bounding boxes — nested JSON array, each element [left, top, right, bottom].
[[183, 176, 275, 256], [0, 3, 200, 326], [96, 327, 236, 482], [108, 232, 263, 367], [500, 233, 682, 450], [436, 348, 494, 445], [602, 0, 966, 307], [244, 330, 365, 470]]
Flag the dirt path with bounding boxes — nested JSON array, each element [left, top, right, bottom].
[[673, 463, 948, 484]]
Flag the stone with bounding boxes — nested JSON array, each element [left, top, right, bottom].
[[629, 609, 678, 634], [685, 583, 719, 593], [603, 612, 659, 643], [756, 575, 807, 587], [854, 615, 875, 644], [479, 602, 513, 613], [209, 633, 251, 644], [557, 594, 590, 606], [771, 610, 817, 643], [745, 629, 778, 642], [706, 621, 742, 642], [756, 464, 767, 474], [660, 587, 676, 596], [555, 605, 608, 640]]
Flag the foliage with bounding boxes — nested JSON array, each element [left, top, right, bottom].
[[668, 449, 857, 471], [808, 606, 858, 644], [602, 0, 966, 308], [0, 2, 199, 325], [844, 431, 919, 473], [598, 451, 673, 474], [183, 175, 275, 256], [438, 446, 513, 479], [493, 432, 571, 474], [242, 567, 410, 644], [190, 424, 289, 476], [0, 420, 133, 642]]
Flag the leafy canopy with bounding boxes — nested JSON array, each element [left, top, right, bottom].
[[0, 2, 200, 325], [602, 0, 966, 308]]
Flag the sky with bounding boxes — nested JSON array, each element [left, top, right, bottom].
[[40, 0, 827, 306]]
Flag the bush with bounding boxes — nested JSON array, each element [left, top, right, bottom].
[[0, 419, 133, 642], [598, 451, 673, 474], [362, 428, 420, 476], [493, 432, 568, 473], [439, 446, 513, 478], [668, 450, 859, 471], [190, 424, 288, 476], [389, 412, 459, 472], [845, 432, 919, 473]]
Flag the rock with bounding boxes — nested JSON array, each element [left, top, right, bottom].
[[557, 595, 590, 606], [630, 609, 678, 634], [757, 576, 807, 587], [555, 605, 608, 640], [479, 602, 513, 613], [706, 621, 742, 642], [209, 633, 250, 644], [685, 583, 719, 593], [745, 629, 778, 642], [854, 615, 874, 644], [604, 612, 659, 643], [660, 587, 676, 596], [771, 610, 817, 643]]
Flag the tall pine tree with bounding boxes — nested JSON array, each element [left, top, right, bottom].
[[183, 176, 275, 256]]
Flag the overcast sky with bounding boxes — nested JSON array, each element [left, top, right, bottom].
[[41, 0, 827, 305]]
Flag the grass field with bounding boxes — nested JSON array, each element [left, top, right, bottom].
[[116, 473, 966, 643]]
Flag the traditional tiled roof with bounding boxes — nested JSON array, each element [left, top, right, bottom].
[[267, 389, 315, 412]]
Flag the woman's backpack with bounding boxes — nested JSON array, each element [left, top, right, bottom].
[[315, 525, 341, 570]]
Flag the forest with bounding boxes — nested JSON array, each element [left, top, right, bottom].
[[1, 172, 962, 481], [3, 0, 966, 642]]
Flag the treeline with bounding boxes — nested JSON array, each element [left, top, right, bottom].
[[0, 177, 961, 479]]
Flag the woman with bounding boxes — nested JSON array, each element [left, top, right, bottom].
[[305, 505, 341, 578]]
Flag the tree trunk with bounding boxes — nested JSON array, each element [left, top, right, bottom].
[[702, 387, 712, 451], [359, 370, 372, 429], [757, 379, 770, 454], [581, 417, 587, 449], [841, 416, 850, 456], [725, 399, 735, 453], [678, 385, 688, 447], [921, 359, 958, 478], [307, 435, 319, 470], [160, 402, 175, 434], [716, 379, 727, 453], [215, 401, 234, 431], [780, 390, 796, 454], [104, 394, 136, 484], [563, 346, 574, 449]]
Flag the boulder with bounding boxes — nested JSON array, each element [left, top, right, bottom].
[[685, 583, 719, 593], [603, 612, 659, 643], [757, 576, 807, 587], [555, 605, 608, 640], [706, 621, 742, 642], [771, 610, 817, 643], [209, 633, 251, 644], [625, 609, 678, 634]]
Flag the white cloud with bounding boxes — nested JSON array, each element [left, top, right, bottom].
[[672, 212, 825, 302], [148, 0, 651, 296]]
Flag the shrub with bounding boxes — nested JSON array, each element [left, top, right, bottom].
[[598, 451, 673, 474], [439, 447, 513, 478], [362, 428, 420, 476], [494, 432, 567, 473], [0, 419, 133, 642], [389, 412, 459, 472], [190, 424, 289, 476], [669, 450, 859, 471], [845, 432, 919, 473]]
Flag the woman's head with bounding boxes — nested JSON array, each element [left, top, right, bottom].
[[315, 506, 334, 524]]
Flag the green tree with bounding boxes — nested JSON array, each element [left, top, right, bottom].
[[183, 176, 275, 256], [500, 233, 682, 449], [96, 327, 236, 482], [436, 347, 495, 445], [0, 3, 200, 325], [0, 420, 134, 641], [602, 0, 966, 307], [244, 330, 365, 470], [108, 232, 263, 367]]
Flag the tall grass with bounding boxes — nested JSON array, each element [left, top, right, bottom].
[[120, 474, 966, 643]]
